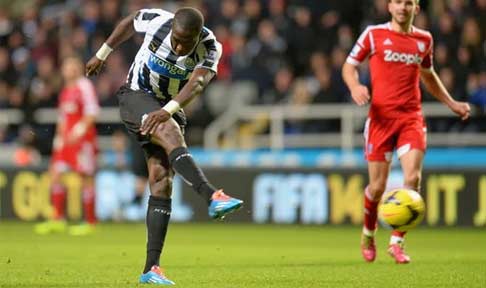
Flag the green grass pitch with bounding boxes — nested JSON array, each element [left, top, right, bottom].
[[1, 222, 485, 287]]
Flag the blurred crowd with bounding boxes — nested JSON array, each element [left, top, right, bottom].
[[0, 0, 485, 163]]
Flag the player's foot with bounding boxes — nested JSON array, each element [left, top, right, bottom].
[[388, 243, 411, 264], [139, 265, 175, 285], [208, 189, 243, 219], [68, 223, 95, 236], [34, 220, 67, 235], [361, 234, 376, 262]]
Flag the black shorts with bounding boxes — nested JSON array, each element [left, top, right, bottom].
[[128, 132, 148, 178], [117, 85, 186, 159]]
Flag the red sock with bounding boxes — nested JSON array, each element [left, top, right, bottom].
[[392, 230, 407, 237], [51, 183, 66, 220], [363, 186, 379, 233], [83, 185, 97, 224]]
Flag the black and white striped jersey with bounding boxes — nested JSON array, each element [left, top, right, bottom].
[[126, 8, 222, 100]]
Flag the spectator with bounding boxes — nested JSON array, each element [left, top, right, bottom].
[[434, 12, 459, 55], [0, 0, 483, 147], [12, 124, 41, 167], [469, 70, 486, 112], [287, 6, 315, 76], [461, 17, 482, 67], [102, 129, 131, 170], [262, 66, 294, 104], [247, 19, 287, 93]]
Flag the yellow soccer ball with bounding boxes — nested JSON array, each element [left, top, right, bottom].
[[378, 188, 425, 232]]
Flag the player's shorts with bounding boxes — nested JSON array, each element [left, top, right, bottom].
[[51, 141, 97, 175], [128, 132, 148, 178], [116, 85, 187, 159], [363, 116, 427, 162]]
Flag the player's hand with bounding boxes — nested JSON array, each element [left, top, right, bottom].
[[140, 109, 171, 136], [350, 85, 370, 106], [85, 56, 105, 76], [449, 101, 471, 121]]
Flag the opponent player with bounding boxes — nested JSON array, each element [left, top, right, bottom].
[[342, 0, 470, 264], [35, 56, 99, 236], [86, 7, 243, 284]]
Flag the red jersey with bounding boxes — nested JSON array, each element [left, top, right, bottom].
[[346, 22, 434, 119], [58, 77, 99, 143]]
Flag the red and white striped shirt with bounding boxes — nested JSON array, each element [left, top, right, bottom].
[[346, 22, 434, 119]]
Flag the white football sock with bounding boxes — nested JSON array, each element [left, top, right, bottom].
[[390, 235, 404, 245]]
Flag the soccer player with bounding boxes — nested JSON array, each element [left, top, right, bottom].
[[342, 0, 470, 264], [35, 56, 99, 236], [86, 7, 243, 285]]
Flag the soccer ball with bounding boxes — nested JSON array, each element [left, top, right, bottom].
[[378, 188, 425, 232]]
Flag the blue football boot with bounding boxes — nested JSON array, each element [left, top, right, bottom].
[[208, 190, 243, 219], [139, 266, 175, 285]]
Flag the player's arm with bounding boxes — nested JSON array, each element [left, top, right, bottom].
[[175, 68, 213, 106], [52, 119, 65, 151], [420, 68, 471, 120], [140, 68, 214, 135], [66, 79, 100, 144], [86, 12, 138, 76], [65, 115, 97, 145], [342, 62, 370, 106], [342, 27, 373, 106]]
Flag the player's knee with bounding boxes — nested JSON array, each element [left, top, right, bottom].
[[368, 183, 386, 201], [153, 122, 184, 150], [404, 171, 421, 190], [154, 121, 180, 138], [148, 168, 172, 198], [149, 177, 173, 198]]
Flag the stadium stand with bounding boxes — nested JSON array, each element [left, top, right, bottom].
[[0, 0, 484, 162]]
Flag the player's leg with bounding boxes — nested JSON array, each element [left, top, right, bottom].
[[386, 149, 423, 263], [68, 142, 97, 235], [361, 117, 395, 262], [139, 147, 175, 285], [69, 174, 97, 236], [117, 86, 242, 219], [81, 175, 97, 225], [35, 163, 67, 234], [386, 149, 424, 263], [117, 86, 243, 218], [388, 118, 427, 263], [400, 149, 424, 192], [127, 133, 149, 204], [149, 116, 243, 219], [361, 161, 391, 262], [149, 118, 214, 201], [50, 165, 67, 221], [117, 86, 176, 284]]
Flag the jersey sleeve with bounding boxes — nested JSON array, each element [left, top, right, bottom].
[[133, 9, 171, 33], [346, 26, 373, 66], [195, 29, 223, 73], [78, 78, 100, 117], [420, 36, 434, 70]]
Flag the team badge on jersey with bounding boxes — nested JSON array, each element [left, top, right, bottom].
[[184, 58, 196, 70], [417, 41, 425, 52]]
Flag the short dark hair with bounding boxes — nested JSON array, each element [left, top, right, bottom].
[[174, 7, 204, 34]]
